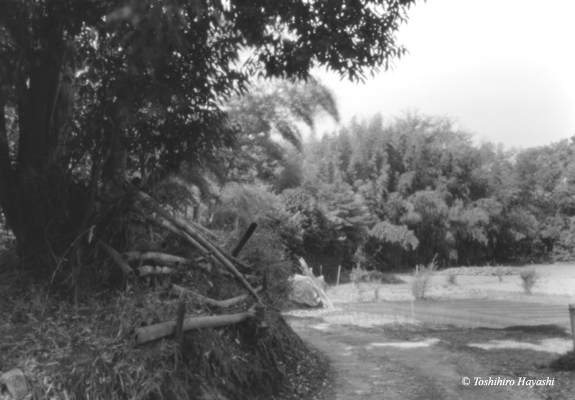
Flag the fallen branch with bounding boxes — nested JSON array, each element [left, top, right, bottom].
[[190, 220, 218, 240], [122, 251, 188, 267], [136, 192, 261, 303], [171, 284, 262, 309], [136, 266, 174, 277], [132, 207, 213, 273], [99, 241, 134, 278], [135, 307, 256, 345]]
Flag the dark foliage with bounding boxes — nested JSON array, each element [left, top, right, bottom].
[[302, 111, 575, 269], [0, 0, 417, 277]]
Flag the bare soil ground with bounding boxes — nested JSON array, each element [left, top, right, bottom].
[[284, 263, 575, 400]]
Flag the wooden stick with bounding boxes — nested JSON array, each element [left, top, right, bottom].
[[337, 265, 341, 286], [99, 241, 134, 278], [136, 266, 174, 277], [122, 251, 187, 267], [140, 212, 238, 278], [132, 208, 213, 273], [190, 220, 218, 240], [165, 204, 218, 240], [136, 192, 261, 303], [175, 301, 186, 346], [137, 192, 250, 269], [569, 304, 575, 350], [172, 284, 262, 309], [135, 307, 256, 345], [231, 222, 258, 257]]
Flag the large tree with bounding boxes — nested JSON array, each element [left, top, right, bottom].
[[0, 0, 417, 275]]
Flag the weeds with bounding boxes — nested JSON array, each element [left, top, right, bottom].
[[410, 257, 438, 300], [519, 268, 540, 294], [495, 266, 505, 282], [350, 265, 369, 283], [445, 271, 457, 285]]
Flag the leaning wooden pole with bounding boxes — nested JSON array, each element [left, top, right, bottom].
[[232, 222, 258, 257], [136, 192, 261, 304], [99, 241, 134, 278], [132, 207, 213, 273], [569, 304, 575, 350], [137, 192, 252, 270]]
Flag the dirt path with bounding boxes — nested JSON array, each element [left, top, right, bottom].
[[286, 265, 575, 399], [291, 320, 544, 400]]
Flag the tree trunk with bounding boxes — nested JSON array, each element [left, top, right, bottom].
[[0, 31, 79, 276]]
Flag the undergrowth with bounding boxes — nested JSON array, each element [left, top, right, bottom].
[[0, 213, 327, 400]]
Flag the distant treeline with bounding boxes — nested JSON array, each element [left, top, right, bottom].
[[280, 112, 575, 271], [213, 82, 575, 274]]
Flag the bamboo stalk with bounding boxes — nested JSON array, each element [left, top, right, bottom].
[[175, 302, 186, 346], [136, 266, 174, 277], [132, 207, 213, 273], [172, 284, 263, 309], [122, 251, 187, 267], [190, 220, 218, 240], [135, 307, 256, 345], [137, 192, 251, 270], [136, 192, 261, 303], [99, 241, 134, 277], [164, 204, 218, 240]]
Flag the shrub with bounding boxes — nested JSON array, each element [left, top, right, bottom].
[[519, 268, 540, 294], [350, 264, 369, 284], [495, 266, 505, 282], [445, 271, 457, 285], [410, 258, 438, 300]]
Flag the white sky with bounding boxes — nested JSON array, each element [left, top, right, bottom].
[[314, 0, 575, 150]]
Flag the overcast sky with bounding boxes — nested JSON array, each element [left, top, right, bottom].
[[314, 0, 575, 150]]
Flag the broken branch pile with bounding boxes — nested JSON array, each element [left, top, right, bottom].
[[97, 189, 267, 345]]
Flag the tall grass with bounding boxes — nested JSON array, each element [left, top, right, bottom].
[[410, 257, 438, 300], [445, 271, 457, 285]]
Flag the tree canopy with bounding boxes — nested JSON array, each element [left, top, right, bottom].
[[0, 0, 417, 274], [298, 111, 575, 270]]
